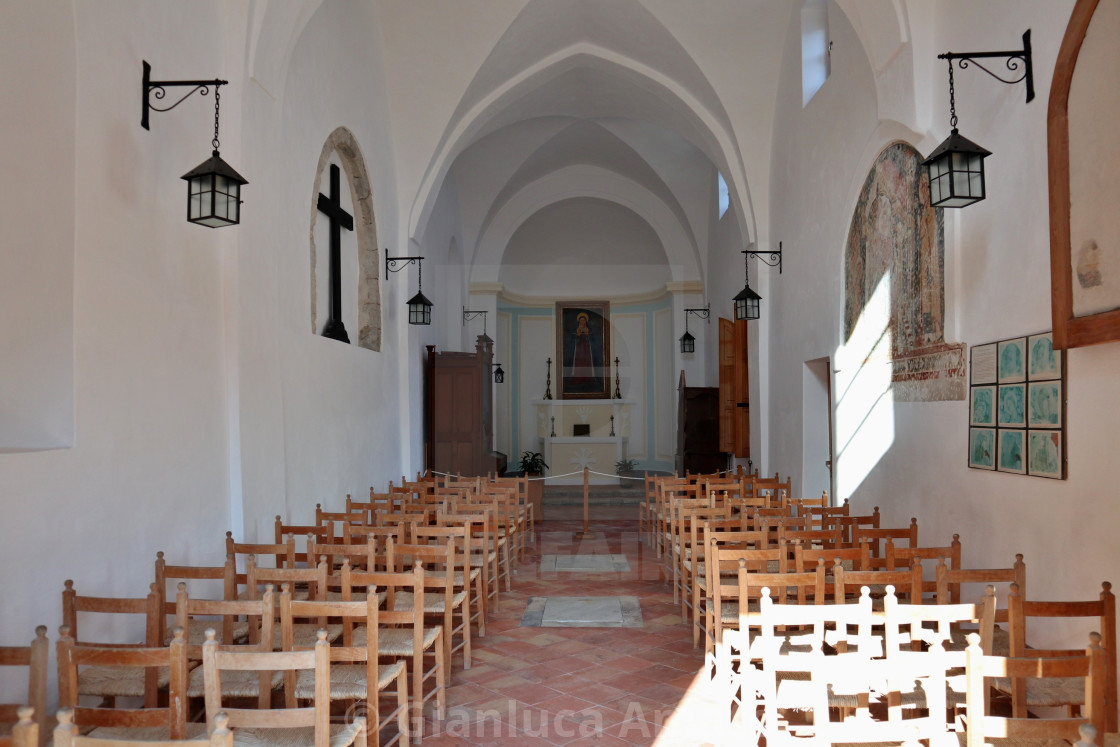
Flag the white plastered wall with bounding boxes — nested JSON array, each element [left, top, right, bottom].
[[762, 0, 1120, 635]]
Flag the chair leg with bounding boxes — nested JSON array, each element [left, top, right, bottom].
[[395, 668, 410, 747], [434, 633, 447, 721]]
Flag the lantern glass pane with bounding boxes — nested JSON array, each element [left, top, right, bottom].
[[953, 170, 970, 196], [189, 193, 203, 220], [970, 172, 983, 197]]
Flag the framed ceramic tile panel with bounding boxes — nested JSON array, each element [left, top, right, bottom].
[[997, 384, 1027, 428], [997, 338, 1027, 383], [1027, 430, 1064, 478], [1028, 380, 1063, 428], [1027, 333, 1062, 380], [997, 429, 1027, 474], [969, 428, 996, 470], [970, 385, 996, 426]]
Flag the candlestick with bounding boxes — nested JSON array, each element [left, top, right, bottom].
[[544, 357, 553, 400], [613, 356, 622, 399]]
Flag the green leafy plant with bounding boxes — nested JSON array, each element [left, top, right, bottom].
[[520, 451, 549, 474], [615, 458, 638, 474]]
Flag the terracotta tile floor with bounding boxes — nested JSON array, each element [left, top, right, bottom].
[[414, 505, 746, 746]]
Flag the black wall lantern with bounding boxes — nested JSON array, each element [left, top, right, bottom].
[[385, 254, 432, 325], [734, 243, 783, 321], [142, 61, 247, 227], [492, 363, 505, 384], [679, 305, 710, 353], [923, 31, 1034, 208]]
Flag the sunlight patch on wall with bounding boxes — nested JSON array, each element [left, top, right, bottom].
[[835, 273, 894, 503]]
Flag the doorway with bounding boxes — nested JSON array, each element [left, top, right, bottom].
[[802, 357, 834, 504]]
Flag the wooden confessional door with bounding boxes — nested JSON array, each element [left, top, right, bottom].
[[425, 337, 493, 477]]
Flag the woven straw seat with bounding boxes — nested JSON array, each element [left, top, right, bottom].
[[392, 590, 467, 614], [173, 619, 250, 646], [990, 675, 1087, 707], [227, 721, 365, 747], [324, 590, 387, 605], [294, 660, 406, 698], [355, 625, 440, 657], [270, 624, 342, 650], [187, 663, 282, 698], [425, 569, 479, 585], [87, 722, 210, 741], [77, 666, 171, 698]]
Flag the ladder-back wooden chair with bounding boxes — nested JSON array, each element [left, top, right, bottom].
[[937, 553, 1026, 653], [52, 709, 231, 747], [56, 627, 190, 740], [174, 582, 279, 710], [202, 629, 368, 747], [387, 539, 471, 670], [1006, 581, 1117, 733], [963, 631, 1106, 746], [154, 551, 240, 645], [0, 627, 48, 747], [280, 589, 409, 747], [59, 581, 162, 706], [342, 563, 445, 740]]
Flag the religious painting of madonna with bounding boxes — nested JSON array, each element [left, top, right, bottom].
[[556, 301, 611, 399]]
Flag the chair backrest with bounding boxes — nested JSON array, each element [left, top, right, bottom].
[[174, 582, 274, 655], [936, 553, 1026, 623], [307, 535, 377, 571], [226, 532, 296, 570], [1007, 581, 1117, 733], [279, 586, 380, 711], [832, 559, 923, 605], [246, 557, 328, 603], [203, 629, 355, 747], [857, 518, 919, 558], [963, 631, 1106, 746], [835, 506, 881, 545], [52, 708, 232, 747], [0, 628, 48, 747], [61, 580, 161, 648], [56, 627, 188, 735], [154, 552, 238, 642]]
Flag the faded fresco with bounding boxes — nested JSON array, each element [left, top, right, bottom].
[[844, 143, 966, 401]]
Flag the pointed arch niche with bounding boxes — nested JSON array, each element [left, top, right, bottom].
[[310, 127, 382, 351]]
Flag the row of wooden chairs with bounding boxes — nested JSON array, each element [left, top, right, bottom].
[[728, 583, 1110, 744]]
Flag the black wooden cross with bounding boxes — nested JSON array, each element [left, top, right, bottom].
[[317, 163, 354, 343]]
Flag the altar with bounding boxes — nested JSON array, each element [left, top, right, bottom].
[[534, 399, 632, 485]]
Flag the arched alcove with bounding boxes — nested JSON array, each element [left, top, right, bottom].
[[310, 127, 381, 351]]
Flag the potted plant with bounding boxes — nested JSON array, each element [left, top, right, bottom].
[[615, 458, 639, 488], [520, 451, 548, 519]]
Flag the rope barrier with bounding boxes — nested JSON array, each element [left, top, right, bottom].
[[429, 468, 644, 482]]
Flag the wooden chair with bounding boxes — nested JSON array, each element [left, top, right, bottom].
[[1, 707, 39, 747], [59, 581, 162, 706], [387, 539, 471, 670], [154, 551, 240, 644], [280, 589, 409, 747], [246, 558, 342, 648], [437, 510, 499, 615], [741, 585, 885, 743], [705, 546, 788, 665], [274, 517, 331, 565], [226, 533, 296, 574], [831, 559, 924, 606], [835, 505, 881, 546], [963, 631, 1106, 746], [411, 523, 485, 637], [858, 518, 919, 566], [1006, 581, 1117, 733], [202, 628, 368, 747], [174, 582, 279, 709], [937, 553, 1026, 652], [342, 563, 446, 740], [53, 709, 231, 747], [56, 627, 190, 740], [0, 627, 48, 747]]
